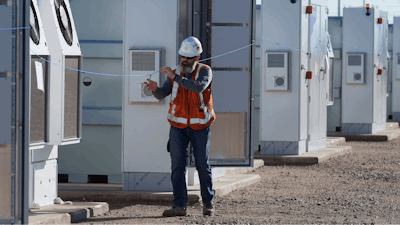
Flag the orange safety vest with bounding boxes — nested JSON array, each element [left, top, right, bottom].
[[167, 62, 216, 130]]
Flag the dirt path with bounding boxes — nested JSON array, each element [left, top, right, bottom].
[[79, 139, 400, 224]]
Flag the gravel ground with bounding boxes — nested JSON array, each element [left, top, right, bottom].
[[79, 139, 400, 224]]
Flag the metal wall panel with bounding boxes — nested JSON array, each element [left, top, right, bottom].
[[0, 6, 12, 72], [212, 71, 249, 112], [80, 43, 123, 59], [80, 58, 123, 125], [211, 26, 250, 68], [209, 112, 246, 161], [0, 77, 11, 144], [69, 0, 123, 41], [123, 0, 178, 173], [260, 0, 305, 142], [392, 18, 400, 114], [58, 125, 122, 184], [211, 0, 251, 24], [342, 8, 374, 124], [30, 56, 48, 144]]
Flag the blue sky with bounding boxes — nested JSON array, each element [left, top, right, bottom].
[[256, 0, 400, 23]]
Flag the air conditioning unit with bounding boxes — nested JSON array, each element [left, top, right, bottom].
[[30, 0, 51, 147], [264, 51, 290, 91], [346, 53, 365, 84], [39, 0, 82, 145], [128, 48, 164, 103]]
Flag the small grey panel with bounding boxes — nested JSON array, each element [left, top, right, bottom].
[[211, 0, 251, 24], [30, 56, 48, 144], [64, 57, 80, 139], [342, 123, 372, 134], [0, 78, 11, 144], [131, 52, 155, 71], [268, 54, 284, 68], [130, 172, 171, 191], [211, 26, 250, 68], [348, 55, 362, 66], [398, 56, 400, 65], [260, 141, 301, 155], [212, 71, 249, 112], [82, 109, 122, 125], [333, 49, 341, 59], [393, 112, 400, 122], [0, 7, 12, 72]]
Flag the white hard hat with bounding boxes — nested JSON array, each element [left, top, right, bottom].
[[178, 36, 203, 57]]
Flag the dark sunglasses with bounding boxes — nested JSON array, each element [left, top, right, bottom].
[[180, 55, 195, 60]]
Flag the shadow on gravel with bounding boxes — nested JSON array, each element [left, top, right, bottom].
[[84, 215, 165, 222], [107, 201, 171, 211]]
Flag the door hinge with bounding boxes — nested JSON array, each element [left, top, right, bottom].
[[309, 96, 311, 102]]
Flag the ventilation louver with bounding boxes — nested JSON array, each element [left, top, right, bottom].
[[274, 77, 285, 87], [353, 73, 362, 81], [54, 0, 73, 46], [30, 0, 40, 45]]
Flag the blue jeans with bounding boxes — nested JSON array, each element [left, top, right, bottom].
[[169, 125, 214, 208]]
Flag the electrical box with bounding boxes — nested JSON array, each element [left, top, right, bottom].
[[346, 53, 365, 84], [128, 48, 163, 103], [260, 0, 330, 155], [396, 54, 400, 80], [264, 51, 290, 91]]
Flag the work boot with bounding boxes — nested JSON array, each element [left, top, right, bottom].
[[203, 203, 214, 216], [162, 206, 187, 217]]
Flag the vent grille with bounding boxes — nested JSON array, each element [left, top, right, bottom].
[[274, 77, 285, 87], [268, 54, 284, 68], [348, 55, 362, 66], [132, 52, 156, 71], [141, 83, 153, 97], [354, 73, 362, 81]]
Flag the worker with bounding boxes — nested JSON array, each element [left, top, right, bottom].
[[144, 36, 216, 217]]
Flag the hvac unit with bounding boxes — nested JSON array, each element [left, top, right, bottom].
[[39, 0, 82, 145], [264, 51, 290, 91], [346, 53, 366, 84], [397, 54, 400, 80], [30, 0, 50, 147], [128, 48, 164, 103]]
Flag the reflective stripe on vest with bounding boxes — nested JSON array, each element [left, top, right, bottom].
[[189, 68, 215, 125], [167, 67, 188, 124]]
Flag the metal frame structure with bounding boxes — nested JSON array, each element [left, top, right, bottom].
[[0, 0, 29, 223]]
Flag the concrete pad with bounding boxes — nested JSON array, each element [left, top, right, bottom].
[[328, 128, 400, 142], [59, 174, 261, 204], [224, 159, 264, 174], [387, 122, 399, 129], [254, 146, 352, 165], [326, 137, 346, 146], [29, 202, 108, 225]]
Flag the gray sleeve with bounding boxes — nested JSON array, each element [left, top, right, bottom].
[[152, 77, 172, 100], [173, 67, 213, 93]]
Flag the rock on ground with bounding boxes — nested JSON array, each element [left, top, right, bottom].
[[79, 139, 400, 224]]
